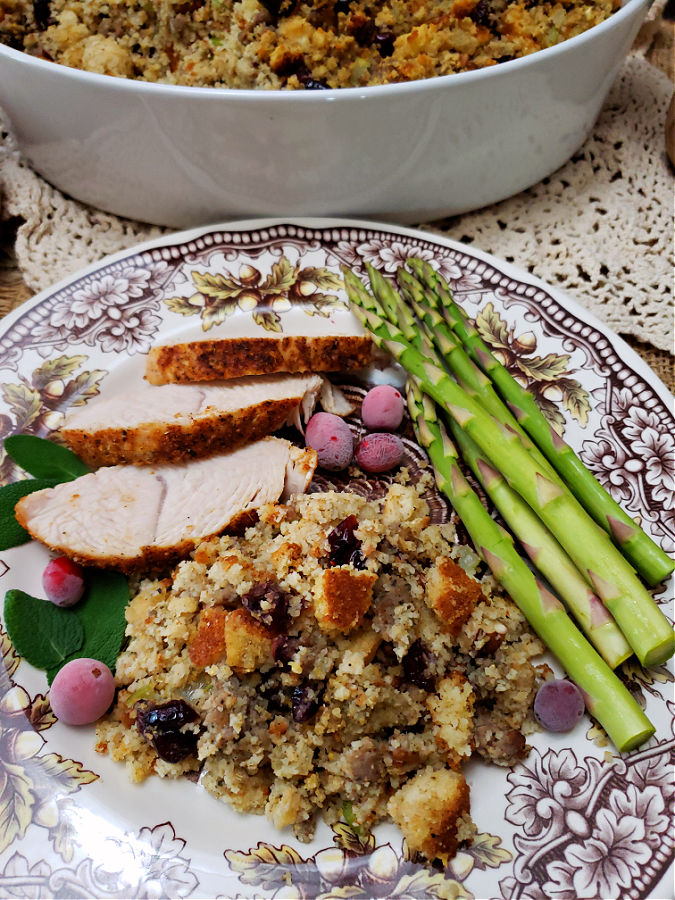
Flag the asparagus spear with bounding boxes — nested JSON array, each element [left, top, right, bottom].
[[343, 272, 674, 668], [359, 268, 632, 668], [406, 379, 653, 752], [396, 267, 563, 483], [448, 419, 632, 668], [407, 258, 675, 587]]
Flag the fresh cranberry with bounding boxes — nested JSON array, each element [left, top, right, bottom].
[[42, 556, 86, 607]]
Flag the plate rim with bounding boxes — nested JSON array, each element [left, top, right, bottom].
[[0, 215, 672, 900], [2, 216, 672, 406]]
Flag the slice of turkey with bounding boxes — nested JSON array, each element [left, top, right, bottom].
[[15, 438, 317, 573], [145, 333, 373, 384], [59, 374, 323, 467]]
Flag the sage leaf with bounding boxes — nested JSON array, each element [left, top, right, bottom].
[[4, 435, 90, 481], [70, 569, 130, 673], [0, 478, 59, 551], [4, 589, 84, 674]]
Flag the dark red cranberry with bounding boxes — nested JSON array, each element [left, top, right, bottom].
[[292, 684, 320, 723], [261, 680, 289, 714], [259, 0, 297, 17], [33, 0, 52, 30], [151, 731, 199, 763], [374, 31, 395, 57], [402, 640, 436, 691], [327, 515, 366, 569], [298, 71, 330, 90], [135, 699, 200, 762], [241, 580, 288, 631], [136, 699, 199, 733], [334, 0, 351, 13], [376, 641, 399, 668], [352, 18, 376, 46], [273, 635, 300, 664], [470, 0, 492, 27]]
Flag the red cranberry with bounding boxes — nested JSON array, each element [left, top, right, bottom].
[[402, 640, 436, 691], [136, 700, 200, 762], [327, 515, 366, 569]]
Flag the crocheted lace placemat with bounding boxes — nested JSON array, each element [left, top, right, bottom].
[[0, 39, 673, 352]]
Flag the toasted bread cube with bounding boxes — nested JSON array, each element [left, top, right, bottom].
[[388, 766, 472, 863], [426, 557, 483, 636], [189, 606, 228, 667], [224, 608, 274, 671], [426, 672, 475, 764], [314, 567, 377, 633]]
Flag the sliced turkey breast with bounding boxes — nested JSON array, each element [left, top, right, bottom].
[[60, 374, 323, 467], [145, 334, 373, 385], [15, 438, 317, 573]]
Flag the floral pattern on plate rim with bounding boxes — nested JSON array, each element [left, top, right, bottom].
[[0, 221, 672, 900]]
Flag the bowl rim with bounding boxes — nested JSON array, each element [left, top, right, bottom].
[[0, 0, 650, 102]]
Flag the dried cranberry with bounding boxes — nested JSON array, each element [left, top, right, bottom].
[[352, 18, 376, 46], [470, 0, 492, 27], [402, 640, 436, 691], [151, 731, 200, 763], [292, 684, 321, 723], [334, 0, 351, 13], [259, 0, 297, 17], [374, 31, 395, 57], [273, 635, 300, 664], [261, 680, 290, 714], [327, 515, 366, 569], [136, 699, 200, 762], [136, 699, 199, 733], [376, 641, 399, 668], [33, 0, 52, 30], [241, 580, 288, 631], [298, 71, 330, 90]]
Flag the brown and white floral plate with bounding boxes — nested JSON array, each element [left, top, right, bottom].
[[0, 219, 672, 900]]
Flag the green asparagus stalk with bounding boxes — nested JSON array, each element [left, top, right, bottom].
[[396, 268, 563, 483], [448, 418, 632, 668], [360, 268, 632, 667], [406, 379, 653, 752], [343, 272, 674, 668], [407, 257, 675, 587]]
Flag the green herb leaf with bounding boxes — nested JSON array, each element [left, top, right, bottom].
[[0, 478, 60, 551], [341, 800, 362, 836], [4, 589, 84, 674], [63, 569, 130, 676], [4, 435, 90, 481]]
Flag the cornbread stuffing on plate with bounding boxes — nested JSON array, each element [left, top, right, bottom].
[[95, 475, 549, 862], [1, 0, 620, 89]]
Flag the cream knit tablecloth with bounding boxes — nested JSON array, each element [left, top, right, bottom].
[[0, 5, 673, 356]]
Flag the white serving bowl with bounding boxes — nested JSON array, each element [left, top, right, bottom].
[[0, 0, 649, 228]]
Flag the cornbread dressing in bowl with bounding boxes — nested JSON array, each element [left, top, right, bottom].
[[0, 0, 650, 226]]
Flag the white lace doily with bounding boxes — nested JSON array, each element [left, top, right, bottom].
[[429, 53, 674, 353], [0, 51, 673, 352]]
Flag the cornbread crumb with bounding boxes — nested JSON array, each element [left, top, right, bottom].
[[2, 0, 620, 90], [96, 483, 545, 859], [427, 672, 475, 765]]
